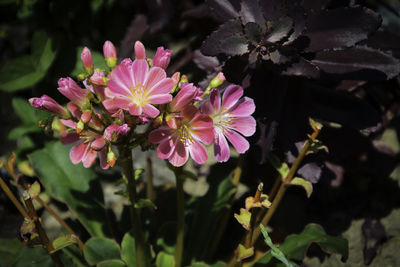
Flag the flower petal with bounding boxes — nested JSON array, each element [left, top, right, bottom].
[[132, 59, 148, 87], [143, 103, 160, 118], [192, 127, 214, 145], [60, 119, 77, 129], [103, 97, 131, 113], [91, 138, 106, 151], [149, 126, 173, 144], [108, 64, 133, 96], [229, 97, 255, 117], [70, 142, 88, 164], [147, 78, 174, 96], [209, 88, 221, 112], [200, 100, 214, 115], [82, 148, 97, 168], [213, 129, 230, 162], [144, 67, 166, 90], [169, 141, 188, 167], [60, 132, 80, 145], [189, 139, 208, 164], [224, 129, 250, 154], [157, 138, 176, 159], [128, 103, 143, 116], [99, 148, 109, 170], [222, 85, 243, 110], [228, 116, 256, 137], [147, 94, 172, 104]]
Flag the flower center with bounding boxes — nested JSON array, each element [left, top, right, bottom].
[[130, 84, 147, 107], [212, 109, 231, 129], [177, 123, 194, 146]]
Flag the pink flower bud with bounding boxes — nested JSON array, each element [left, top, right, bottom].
[[103, 41, 117, 68], [58, 77, 90, 108], [171, 72, 180, 86], [81, 111, 91, 123], [134, 41, 146, 59], [81, 47, 94, 75], [76, 120, 85, 134], [29, 95, 70, 118], [153, 47, 172, 69], [90, 74, 107, 86], [107, 149, 117, 167], [210, 72, 226, 88]]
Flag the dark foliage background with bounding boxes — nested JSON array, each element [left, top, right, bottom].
[[0, 0, 400, 266]]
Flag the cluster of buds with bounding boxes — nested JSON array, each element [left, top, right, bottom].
[[29, 40, 257, 168]]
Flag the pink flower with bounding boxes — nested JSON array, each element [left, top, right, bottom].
[[103, 41, 117, 68], [58, 77, 90, 109], [29, 95, 70, 118], [81, 47, 93, 75], [167, 83, 203, 129], [202, 85, 256, 162], [103, 52, 174, 118], [84, 70, 107, 100], [149, 106, 214, 167], [60, 103, 109, 169], [153, 47, 172, 69]]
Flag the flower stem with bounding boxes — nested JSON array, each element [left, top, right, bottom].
[[251, 127, 321, 245], [173, 166, 184, 267], [0, 176, 29, 219], [119, 146, 150, 267], [23, 191, 64, 267], [146, 157, 155, 202]]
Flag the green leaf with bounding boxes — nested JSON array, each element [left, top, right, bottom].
[[51, 235, 78, 253], [11, 246, 54, 267], [155, 251, 175, 267], [84, 237, 121, 265], [120, 232, 135, 267], [186, 161, 237, 261], [252, 224, 349, 266], [237, 244, 254, 261], [234, 208, 251, 230], [12, 97, 49, 125], [268, 154, 290, 179], [189, 262, 225, 267], [259, 224, 294, 267], [29, 141, 109, 237], [156, 222, 176, 255], [0, 31, 57, 92], [63, 245, 88, 267], [134, 198, 157, 209], [290, 177, 313, 198], [97, 259, 127, 267], [0, 238, 24, 265]]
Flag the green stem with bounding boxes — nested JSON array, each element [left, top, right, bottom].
[[251, 127, 321, 245], [174, 167, 184, 267], [0, 176, 29, 219], [119, 146, 150, 267]]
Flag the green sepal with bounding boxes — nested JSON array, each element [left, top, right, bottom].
[[237, 244, 254, 261], [234, 208, 251, 230], [28, 181, 41, 198], [51, 235, 78, 254]]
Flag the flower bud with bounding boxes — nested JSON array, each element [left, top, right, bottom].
[[103, 41, 117, 68], [153, 115, 163, 127], [153, 47, 172, 69], [90, 74, 108, 86], [29, 95, 70, 119], [134, 41, 146, 59], [81, 111, 91, 123], [77, 73, 86, 82], [209, 72, 226, 88], [180, 75, 188, 84], [170, 72, 180, 94], [104, 124, 130, 142], [81, 47, 94, 76], [166, 114, 178, 129], [58, 77, 90, 109], [107, 149, 117, 167], [76, 120, 85, 134]]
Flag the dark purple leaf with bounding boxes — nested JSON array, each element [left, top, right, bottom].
[[146, 0, 173, 32], [269, 50, 290, 64], [284, 6, 307, 45], [221, 55, 249, 84], [244, 22, 262, 43], [206, 0, 240, 21], [240, 0, 266, 31], [119, 15, 149, 60], [312, 45, 400, 80], [361, 30, 400, 59], [259, 0, 287, 21], [303, 7, 381, 52], [283, 57, 320, 78], [201, 19, 248, 56], [193, 50, 221, 73], [362, 219, 387, 265], [302, 0, 330, 12], [264, 16, 293, 43]]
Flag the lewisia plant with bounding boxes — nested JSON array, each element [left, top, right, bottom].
[[29, 40, 257, 168]]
